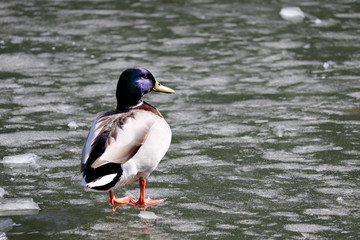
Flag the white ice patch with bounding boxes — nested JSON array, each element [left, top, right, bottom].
[[138, 211, 158, 220], [0, 188, 5, 198], [304, 208, 348, 216], [0, 232, 8, 240], [67, 121, 78, 129], [1, 154, 40, 168], [280, 7, 305, 23], [347, 91, 360, 99], [284, 223, 331, 233], [0, 54, 49, 72], [0, 198, 40, 216], [0, 218, 15, 232]]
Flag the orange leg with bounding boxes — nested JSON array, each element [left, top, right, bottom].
[[108, 178, 163, 206], [108, 190, 133, 205], [132, 178, 163, 205]]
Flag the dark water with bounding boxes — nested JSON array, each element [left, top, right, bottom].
[[1, 0, 360, 239]]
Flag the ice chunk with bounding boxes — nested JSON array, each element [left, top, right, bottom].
[[323, 61, 335, 69], [0, 218, 14, 232], [67, 121, 78, 129], [304, 208, 348, 216], [314, 18, 322, 25], [348, 92, 360, 99], [311, 18, 339, 28], [280, 7, 305, 23], [336, 197, 344, 203], [0, 198, 40, 216], [0, 188, 5, 198], [284, 223, 331, 233], [0, 232, 8, 240], [1, 154, 39, 167], [138, 211, 158, 220], [272, 125, 284, 138]]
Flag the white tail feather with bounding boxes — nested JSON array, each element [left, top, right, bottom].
[[82, 174, 118, 188]]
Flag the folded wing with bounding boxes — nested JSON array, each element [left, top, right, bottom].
[[81, 110, 155, 190]]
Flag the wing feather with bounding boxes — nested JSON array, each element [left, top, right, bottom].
[[81, 110, 155, 173], [81, 111, 109, 172]]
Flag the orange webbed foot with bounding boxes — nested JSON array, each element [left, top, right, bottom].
[[108, 179, 164, 208], [109, 190, 135, 205], [131, 197, 164, 206]]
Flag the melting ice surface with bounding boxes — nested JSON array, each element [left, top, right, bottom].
[[0, 0, 359, 239], [0, 188, 5, 199], [1, 154, 39, 168], [280, 7, 305, 23], [0, 198, 40, 217], [0, 218, 15, 232], [138, 211, 158, 220], [0, 154, 41, 221], [0, 232, 8, 240]]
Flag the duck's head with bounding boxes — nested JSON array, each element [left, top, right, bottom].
[[116, 67, 175, 110]]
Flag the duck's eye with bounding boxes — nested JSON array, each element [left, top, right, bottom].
[[141, 73, 148, 79]]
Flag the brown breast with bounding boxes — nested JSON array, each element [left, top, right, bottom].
[[133, 102, 163, 118]]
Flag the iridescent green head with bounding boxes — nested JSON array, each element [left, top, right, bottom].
[[116, 67, 175, 110]]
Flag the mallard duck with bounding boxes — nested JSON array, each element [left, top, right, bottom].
[[81, 67, 175, 206]]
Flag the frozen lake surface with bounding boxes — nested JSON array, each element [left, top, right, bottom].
[[0, 0, 359, 239]]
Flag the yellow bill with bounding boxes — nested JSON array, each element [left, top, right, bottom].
[[152, 80, 175, 94]]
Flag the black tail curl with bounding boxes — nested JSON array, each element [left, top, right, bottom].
[[84, 163, 123, 191]]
